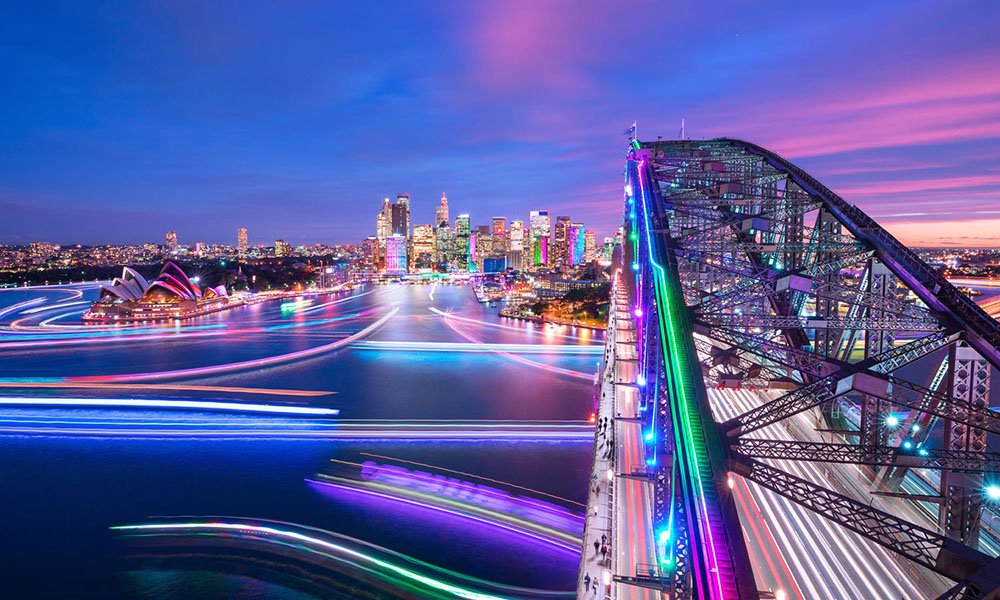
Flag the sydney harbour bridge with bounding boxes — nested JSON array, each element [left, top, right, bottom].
[[589, 138, 1000, 600]]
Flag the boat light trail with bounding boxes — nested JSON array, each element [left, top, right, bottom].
[[352, 340, 601, 355], [439, 315, 594, 381], [67, 306, 398, 382], [112, 517, 569, 600], [0, 396, 338, 415], [0, 381, 333, 396], [428, 307, 601, 342], [309, 476, 581, 553], [0, 298, 47, 319]]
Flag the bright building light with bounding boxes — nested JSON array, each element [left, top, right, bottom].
[[912, 423, 921, 433], [634, 307, 642, 317], [636, 375, 647, 386], [606, 468, 614, 481], [986, 485, 1000, 501], [902, 440, 913, 449], [603, 570, 612, 586], [775, 590, 786, 600], [644, 431, 654, 441], [886, 415, 899, 427]]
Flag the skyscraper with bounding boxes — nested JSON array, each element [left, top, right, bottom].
[[584, 230, 596, 263], [492, 217, 508, 254], [412, 224, 436, 268], [529, 211, 550, 267], [275, 239, 291, 257], [436, 192, 449, 228], [165, 230, 178, 253], [390, 203, 408, 237], [554, 216, 571, 268], [435, 223, 453, 266], [533, 235, 547, 267], [510, 220, 524, 252], [454, 214, 471, 271], [237, 228, 248, 254], [377, 198, 392, 249], [396, 193, 411, 239], [385, 235, 407, 274], [568, 223, 585, 265]]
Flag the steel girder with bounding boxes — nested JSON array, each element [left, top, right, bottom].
[[633, 138, 1000, 597], [734, 439, 1000, 472], [729, 455, 991, 581]]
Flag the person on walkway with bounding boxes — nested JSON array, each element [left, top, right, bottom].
[[594, 539, 600, 554], [601, 544, 607, 561], [601, 533, 606, 545], [584, 573, 591, 589]]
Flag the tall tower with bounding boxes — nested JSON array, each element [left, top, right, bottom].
[[436, 192, 449, 228], [529, 211, 550, 267], [554, 216, 571, 268], [509, 220, 524, 252], [568, 223, 585, 265], [377, 198, 392, 249], [454, 214, 471, 271], [396, 193, 411, 240], [165, 230, 178, 253], [237, 228, 248, 254]]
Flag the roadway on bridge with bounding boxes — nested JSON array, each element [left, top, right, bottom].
[[709, 388, 952, 599]]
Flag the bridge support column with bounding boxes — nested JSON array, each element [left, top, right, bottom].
[[859, 261, 895, 456], [941, 341, 991, 547]]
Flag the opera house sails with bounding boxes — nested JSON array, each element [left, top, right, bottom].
[[84, 262, 236, 322]]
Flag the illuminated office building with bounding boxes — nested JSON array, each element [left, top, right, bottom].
[[412, 224, 436, 268], [396, 193, 411, 239], [275, 239, 291, 257], [385, 235, 407, 274], [454, 214, 471, 271], [435, 193, 449, 228], [509, 220, 524, 252], [533, 235, 548, 267], [529, 211, 550, 267], [584, 230, 596, 263], [165, 230, 178, 253], [553, 216, 571, 268], [568, 223, 585, 265], [237, 228, 248, 254]]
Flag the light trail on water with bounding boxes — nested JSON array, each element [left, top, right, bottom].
[[112, 517, 572, 600]]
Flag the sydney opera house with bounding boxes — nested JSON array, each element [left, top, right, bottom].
[[84, 262, 235, 322]]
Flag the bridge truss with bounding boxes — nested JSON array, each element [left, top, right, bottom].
[[622, 138, 1000, 599]]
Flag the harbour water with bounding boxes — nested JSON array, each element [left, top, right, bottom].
[[0, 283, 599, 598]]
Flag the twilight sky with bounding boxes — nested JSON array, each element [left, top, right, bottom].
[[1, 1, 998, 247]]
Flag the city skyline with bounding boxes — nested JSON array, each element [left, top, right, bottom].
[[2, 2, 999, 247]]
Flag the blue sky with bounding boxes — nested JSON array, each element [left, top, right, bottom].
[[2, 1, 998, 246]]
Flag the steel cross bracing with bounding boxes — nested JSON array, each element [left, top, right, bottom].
[[622, 138, 1000, 598]]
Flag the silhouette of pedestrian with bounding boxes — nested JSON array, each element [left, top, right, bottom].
[[601, 544, 607, 561], [584, 573, 591, 589], [594, 539, 600, 554], [601, 533, 606, 545]]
